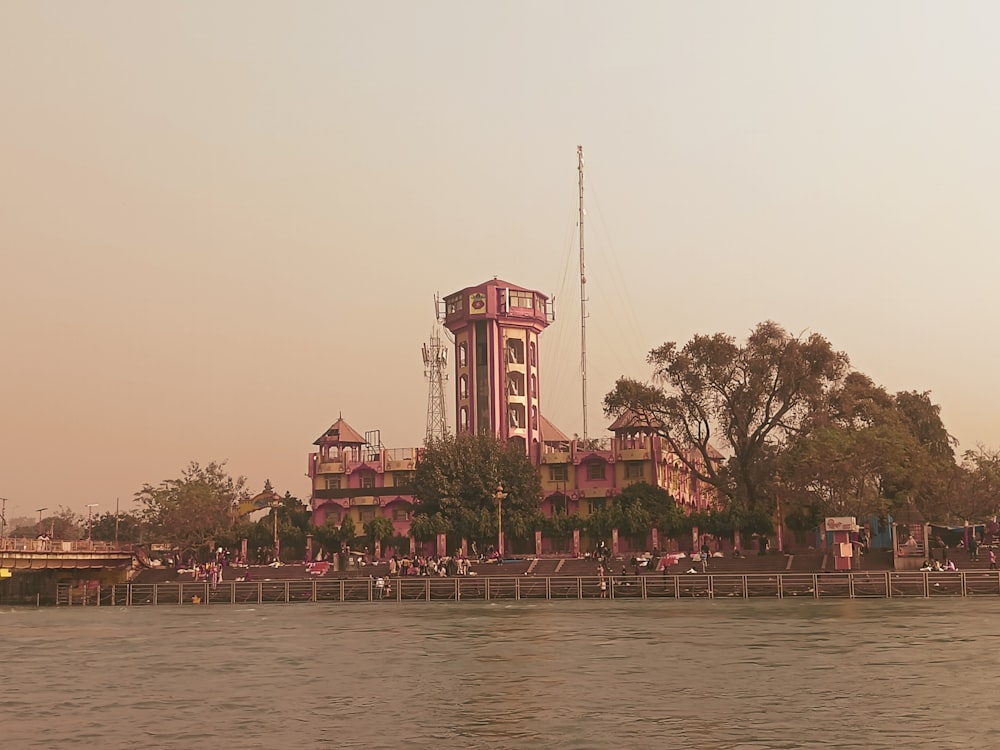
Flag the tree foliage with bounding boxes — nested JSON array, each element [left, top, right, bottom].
[[411, 433, 542, 546], [88, 510, 145, 543], [945, 446, 1000, 522], [364, 516, 396, 547], [604, 321, 848, 515], [12, 507, 83, 540], [136, 461, 248, 549], [781, 376, 958, 523]]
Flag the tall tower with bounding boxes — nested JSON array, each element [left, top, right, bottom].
[[422, 323, 449, 443], [442, 279, 553, 457]]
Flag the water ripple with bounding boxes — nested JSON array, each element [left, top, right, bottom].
[[2, 599, 998, 748]]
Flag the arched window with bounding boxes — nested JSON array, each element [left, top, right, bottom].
[[460, 406, 469, 431], [458, 343, 467, 368], [529, 341, 537, 367], [459, 375, 468, 399]]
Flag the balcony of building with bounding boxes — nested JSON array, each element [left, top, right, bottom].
[[616, 435, 650, 461], [384, 447, 419, 472]]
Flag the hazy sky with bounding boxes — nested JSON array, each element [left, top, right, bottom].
[[3, 2, 999, 523]]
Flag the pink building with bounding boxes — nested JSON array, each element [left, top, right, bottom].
[[308, 278, 718, 556], [442, 278, 551, 454], [308, 416, 419, 552]]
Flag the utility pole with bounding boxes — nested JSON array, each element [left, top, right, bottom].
[[114, 497, 120, 546], [578, 145, 589, 441], [0, 497, 7, 541], [36, 507, 47, 537]]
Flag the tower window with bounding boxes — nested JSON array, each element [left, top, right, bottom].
[[458, 343, 467, 368], [506, 339, 525, 364], [509, 291, 533, 309], [507, 372, 525, 397]]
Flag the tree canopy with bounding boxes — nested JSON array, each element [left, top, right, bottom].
[[604, 321, 971, 528], [88, 510, 145, 543], [410, 433, 542, 546], [604, 321, 848, 515], [136, 461, 248, 549]]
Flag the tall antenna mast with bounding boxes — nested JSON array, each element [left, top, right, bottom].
[[423, 295, 450, 443], [578, 144, 589, 441]]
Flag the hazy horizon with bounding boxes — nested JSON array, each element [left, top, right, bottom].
[[3, 2, 999, 522]]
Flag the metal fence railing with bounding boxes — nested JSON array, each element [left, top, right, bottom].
[[2, 538, 132, 554], [54, 570, 1000, 606]]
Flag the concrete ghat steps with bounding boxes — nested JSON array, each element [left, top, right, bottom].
[[132, 551, 915, 585], [528, 559, 561, 575]]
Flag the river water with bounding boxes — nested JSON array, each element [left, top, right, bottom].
[[3, 598, 998, 749]]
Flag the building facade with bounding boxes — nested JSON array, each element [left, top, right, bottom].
[[308, 417, 419, 549], [442, 278, 552, 454], [308, 278, 717, 555]]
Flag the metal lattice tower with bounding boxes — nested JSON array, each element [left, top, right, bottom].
[[422, 322, 449, 443]]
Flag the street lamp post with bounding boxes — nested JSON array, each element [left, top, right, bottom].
[[270, 500, 281, 562], [86, 503, 98, 543], [495, 485, 508, 558]]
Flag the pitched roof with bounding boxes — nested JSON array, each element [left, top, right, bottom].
[[539, 413, 571, 443], [313, 416, 367, 445], [607, 409, 663, 432]]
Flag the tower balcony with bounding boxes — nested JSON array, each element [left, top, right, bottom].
[[541, 450, 570, 464], [617, 448, 650, 461]]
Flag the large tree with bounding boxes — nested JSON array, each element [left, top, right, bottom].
[[604, 321, 848, 515], [88, 510, 145, 543], [136, 461, 248, 549], [11, 507, 83, 540], [782, 377, 959, 522], [944, 446, 1000, 523], [411, 433, 542, 548], [781, 373, 916, 519], [886, 390, 958, 519]]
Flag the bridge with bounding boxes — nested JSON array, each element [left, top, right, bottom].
[[0, 537, 136, 570], [0, 538, 137, 604]]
